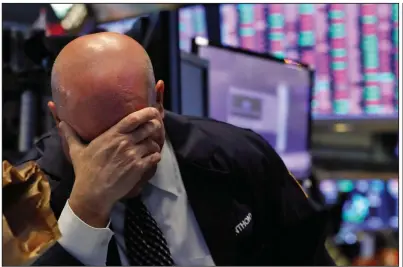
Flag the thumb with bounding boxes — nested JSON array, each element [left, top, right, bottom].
[[58, 121, 84, 154]]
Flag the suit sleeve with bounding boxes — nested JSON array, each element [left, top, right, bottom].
[[279, 170, 336, 266], [32, 243, 85, 266], [33, 200, 115, 266], [19, 136, 115, 266], [31, 175, 112, 266], [30, 178, 85, 266], [243, 131, 336, 266]]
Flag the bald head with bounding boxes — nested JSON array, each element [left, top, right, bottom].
[[50, 32, 160, 141]]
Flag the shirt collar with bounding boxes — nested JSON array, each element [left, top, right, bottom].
[[148, 138, 181, 197]]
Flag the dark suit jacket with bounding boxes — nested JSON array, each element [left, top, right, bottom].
[[21, 111, 335, 266]]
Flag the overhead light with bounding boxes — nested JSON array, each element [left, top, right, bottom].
[[51, 4, 73, 19], [195, 36, 209, 46], [334, 123, 351, 133]]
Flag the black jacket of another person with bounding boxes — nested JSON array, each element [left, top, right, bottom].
[[21, 111, 335, 266]]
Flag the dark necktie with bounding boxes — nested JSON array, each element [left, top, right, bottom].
[[124, 197, 175, 266]]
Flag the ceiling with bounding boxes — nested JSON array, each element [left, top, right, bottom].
[[2, 3, 188, 26], [2, 3, 60, 25]]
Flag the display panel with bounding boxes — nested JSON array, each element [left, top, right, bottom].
[[180, 52, 208, 117], [178, 5, 207, 52], [198, 43, 312, 179], [218, 4, 399, 119], [320, 179, 399, 237]]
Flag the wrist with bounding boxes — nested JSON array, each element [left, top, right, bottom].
[[68, 193, 112, 228]]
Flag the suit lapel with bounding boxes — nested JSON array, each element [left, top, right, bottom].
[[164, 112, 242, 265], [177, 159, 239, 265]]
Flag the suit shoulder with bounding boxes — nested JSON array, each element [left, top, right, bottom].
[[187, 116, 277, 160], [17, 131, 53, 164]]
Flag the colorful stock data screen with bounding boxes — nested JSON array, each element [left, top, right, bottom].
[[320, 179, 399, 239], [198, 44, 311, 179], [179, 5, 208, 52], [217, 4, 399, 119]]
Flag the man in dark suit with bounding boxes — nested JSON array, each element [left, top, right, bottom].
[[24, 32, 335, 266]]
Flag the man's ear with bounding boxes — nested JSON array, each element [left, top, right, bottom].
[[47, 101, 61, 126], [155, 80, 165, 118], [48, 101, 74, 162]]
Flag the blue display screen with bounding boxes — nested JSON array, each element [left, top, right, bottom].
[[320, 179, 398, 232]]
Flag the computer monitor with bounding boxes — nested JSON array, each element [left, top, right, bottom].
[[319, 179, 398, 243], [194, 38, 313, 179], [180, 51, 209, 117]]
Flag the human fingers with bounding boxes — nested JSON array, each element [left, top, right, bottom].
[[130, 139, 161, 159], [131, 119, 163, 144], [130, 172, 154, 197], [114, 107, 160, 134], [138, 152, 162, 170], [59, 121, 84, 156]]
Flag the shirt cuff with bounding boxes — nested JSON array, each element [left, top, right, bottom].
[[57, 200, 114, 266]]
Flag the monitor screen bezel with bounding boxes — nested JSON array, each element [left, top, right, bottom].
[[180, 51, 209, 117], [192, 37, 314, 163]]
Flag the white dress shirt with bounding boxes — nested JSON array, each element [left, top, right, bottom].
[[57, 140, 215, 266]]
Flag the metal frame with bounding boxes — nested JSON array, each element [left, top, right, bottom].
[[179, 51, 209, 116]]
